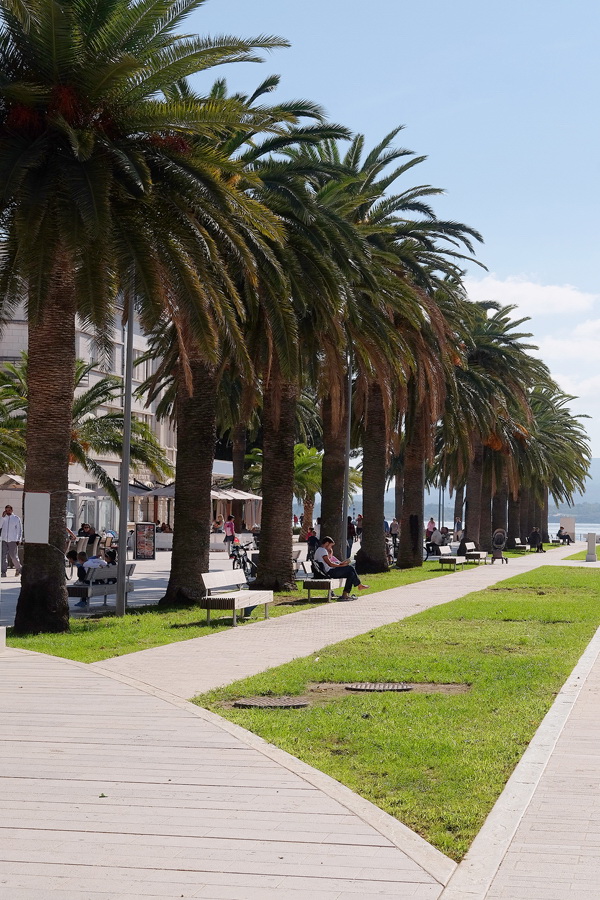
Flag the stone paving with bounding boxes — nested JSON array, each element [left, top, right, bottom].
[[1, 541, 598, 899]]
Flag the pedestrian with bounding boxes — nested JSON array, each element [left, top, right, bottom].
[[528, 526, 545, 553], [426, 517, 436, 541], [454, 516, 463, 539], [306, 528, 319, 561], [389, 517, 400, 553], [314, 517, 321, 540], [346, 516, 356, 559], [1, 504, 22, 577], [223, 515, 236, 556], [78, 523, 100, 547], [356, 514, 363, 539]]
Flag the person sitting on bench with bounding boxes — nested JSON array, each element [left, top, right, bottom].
[[314, 536, 369, 601], [556, 526, 572, 545]]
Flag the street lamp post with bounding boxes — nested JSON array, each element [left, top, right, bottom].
[[341, 351, 352, 550], [115, 288, 135, 617]]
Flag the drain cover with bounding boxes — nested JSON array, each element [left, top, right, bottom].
[[233, 697, 308, 709], [345, 682, 412, 692]]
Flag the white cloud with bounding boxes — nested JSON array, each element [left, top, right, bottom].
[[463, 275, 599, 318]]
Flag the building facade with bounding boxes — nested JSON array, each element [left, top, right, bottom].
[[0, 308, 176, 532]]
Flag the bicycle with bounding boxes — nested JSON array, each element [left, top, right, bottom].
[[230, 540, 257, 580]]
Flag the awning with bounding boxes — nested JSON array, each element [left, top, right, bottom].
[[144, 484, 261, 501], [0, 474, 95, 495], [93, 483, 153, 498]]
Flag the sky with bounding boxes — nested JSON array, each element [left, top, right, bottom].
[[188, 0, 600, 452]]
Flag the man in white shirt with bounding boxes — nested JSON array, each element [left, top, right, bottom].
[[1, 504, 22, 577], [314, 537, 370, 601]]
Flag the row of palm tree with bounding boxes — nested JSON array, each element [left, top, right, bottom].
[[0, 0, 589, 633]]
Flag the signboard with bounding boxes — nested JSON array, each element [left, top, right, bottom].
[[23, 492, 50, 544], [560, 516, 576, 541], [134, 522, 156, 560]]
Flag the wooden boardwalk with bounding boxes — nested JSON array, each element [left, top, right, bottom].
[[0, 648, 451, 899]]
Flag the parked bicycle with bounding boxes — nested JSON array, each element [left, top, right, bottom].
[[230, 540, 257, 580]]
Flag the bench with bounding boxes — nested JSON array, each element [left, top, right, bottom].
[[67, 564, 135, 611], [464, 541, 489, 565], [513, 539, 530, 552], [438, 546, 466, 570], [199, 571, 274, 626], [302, 560, 345, 601]]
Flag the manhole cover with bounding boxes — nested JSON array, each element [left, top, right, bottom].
[[233, 697, 309, 709], [345, 682, 412, 692]]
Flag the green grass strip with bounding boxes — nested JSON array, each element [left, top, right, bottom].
[[566, 547, 600, 560], [7, 561, 451, 663], [195, 566, 600, 861]]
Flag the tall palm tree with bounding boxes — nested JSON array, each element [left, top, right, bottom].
[[0, 0, 288, 632], [0, 355, 172, 499]]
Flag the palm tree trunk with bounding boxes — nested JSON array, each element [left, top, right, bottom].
[[300, 496, 314, 540], [529, 490, 539, 537], [397, 402, 426, 569], [518, 486, 530, 540], [14, 276, 76, 634], [541, 489, 549, 543], [479, 471, 493, 552], [394, 466, 404, 521], [320, 395, 347, 553], [453, 485, 464, 527], [231, 422, 246, 530], [507, 492, 520, 549], [254, 367, 297, 591], [465, 438, 484, 546], [161, 360, 217, 606], [355, 382, 388, 573], [492, 476, 509, 533]]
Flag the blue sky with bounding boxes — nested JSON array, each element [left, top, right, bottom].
[[190, 0, 600, 451]]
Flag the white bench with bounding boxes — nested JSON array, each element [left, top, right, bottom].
[[67, 564, 135, 611], [199, 571, 274, 626], [438, 546, 466, 570], [513, 539, 530, 552], [464, 541, 489, 564]]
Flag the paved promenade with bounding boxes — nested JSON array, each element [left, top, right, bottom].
[[1, 542, 599, 899], [93, 544, 578, 699]]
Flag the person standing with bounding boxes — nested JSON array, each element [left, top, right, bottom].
[[426, 517, 436, 541], [389, 517, 400, 553], [346, 516, 357, 560], [1, 504, 22, 577], [223, 515, 236, 556]]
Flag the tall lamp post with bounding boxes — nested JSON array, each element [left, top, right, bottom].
[[116, 287, 135, 617], [341, 350, 352, 548]]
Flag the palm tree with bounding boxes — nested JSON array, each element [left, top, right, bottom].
[[0, 0, 288, 632], [0, 354, 172, 499]]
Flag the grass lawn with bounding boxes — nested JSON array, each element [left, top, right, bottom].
[[7, 561, 453, 663], [566, 547, 600, 560], [195, 566, 600, 861]]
